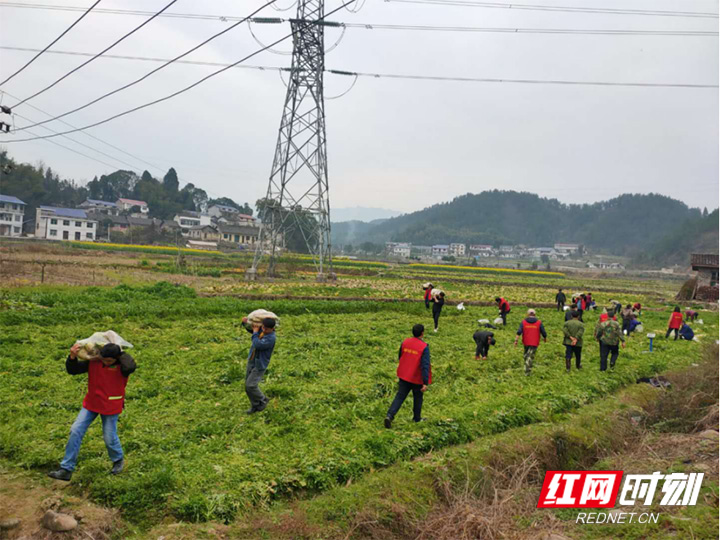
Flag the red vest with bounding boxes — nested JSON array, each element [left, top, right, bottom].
[[83, 361, 130, 415], [397, 337, 431, 385], [669, 312, 683, 329], [521, 319, 542, 347], [633, 303, 641, 310], [499, 298, 510, 313], [424, 289, 432, 301], [600, 313, 608, 322]]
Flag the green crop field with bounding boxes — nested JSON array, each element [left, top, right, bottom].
[[1, 273, 715, 529]]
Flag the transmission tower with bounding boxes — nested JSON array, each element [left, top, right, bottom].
[[248, 0, 334, 280]]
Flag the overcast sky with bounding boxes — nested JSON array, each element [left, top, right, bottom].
[[0, 0, 717, 214]]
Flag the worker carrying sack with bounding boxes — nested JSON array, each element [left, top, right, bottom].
[[74, 330, 134, 361]]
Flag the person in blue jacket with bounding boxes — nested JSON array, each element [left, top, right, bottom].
[[241, 317, 277, 414], [679, 323, 695, 341]]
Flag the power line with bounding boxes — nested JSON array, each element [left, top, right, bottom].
[[1, 89, 173, 175], [340, 22, 719, 36], [11, 0, 280, 132], [3, 91, 233, 201], [384, 0, 720, 18], [330, 68, 718, 88], [21, 126, 129, 171], [11, 0, 179, 108], [1, 0, 357, 143], [12, 111, 148, 171], [3, 0, 718, 20], [0, 1, 277, 21], [0, 0, 101, 86]]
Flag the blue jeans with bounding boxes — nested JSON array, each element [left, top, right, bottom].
[[60, 407, 123, 471]]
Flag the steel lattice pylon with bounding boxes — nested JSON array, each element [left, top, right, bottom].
[[248, 0, 333, 280]]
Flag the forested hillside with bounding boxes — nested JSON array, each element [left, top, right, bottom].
[[334, 191, 712, 261]]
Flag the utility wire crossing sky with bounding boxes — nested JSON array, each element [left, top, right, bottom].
[[0, 0, 717, 213]]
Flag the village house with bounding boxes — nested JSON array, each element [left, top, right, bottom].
[[35, 206, 97, 241], [174, 211, 212, 234], [432, 244, 449, 258], [691, 253, 719, 288], [218, 223, 260, 246], [554, 243, 583, 255], [79, 199, 118, 215], [392, 243, 411, 258], [116, 198, 149, 215], [188, 225, 221, 242], [449, 243, 466, 257], [469, 244, 494, 257], [0, 194, 26, 237]]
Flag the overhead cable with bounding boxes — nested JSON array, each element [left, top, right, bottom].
[[328, 68, 719, 88], [12, 0, 179, 108], [383, 0, 720, 18], [1, 0, 358, 143], [0, 0, 101, 86], [1, 88, 174, 175], [12, 0, 280, 131]]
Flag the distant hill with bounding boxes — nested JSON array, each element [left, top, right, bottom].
[[331, 207, 402, 223], [335, 191, 710, 259], [634, 209, 719, 267]]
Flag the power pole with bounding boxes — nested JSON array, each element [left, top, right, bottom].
[[247, 0, 334, 281]]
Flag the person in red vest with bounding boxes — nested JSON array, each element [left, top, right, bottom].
[[384, 324, 431, 428], [495, 297, 511, 326], [513, 309, 547, 375], [633, 302, 642, 317], [666, 306, 684, 340], [423, 283, 434, 309], [48, 343, 136, 481]]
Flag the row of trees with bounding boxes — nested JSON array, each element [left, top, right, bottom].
[[0, 150, 253, 231]]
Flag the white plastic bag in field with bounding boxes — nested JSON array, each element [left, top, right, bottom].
[[493, 317, 504, 325], [698, 319, 704, 325], [246, 309, 280, 325], [563, 306, 570, 311], [478, 319, 489, 324], [74, 330, 133, 361], [635, 324, 644, 333], [456, 302, 465, 311]]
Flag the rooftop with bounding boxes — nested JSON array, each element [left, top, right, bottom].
[[38, 206, 88, 219], [218, 224, 260, 235], [117, 198, 148, 206], [0, 194, 26, 205], [84, 199, 117, 207]]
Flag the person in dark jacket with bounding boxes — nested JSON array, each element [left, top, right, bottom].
[[679, 323, 695, 341], [555, 289, 566, 311], [473, 329, 496, 361], [48, 343, 136, 481], [513, 309, 547, 375], [564, 308, 574, 322], [562, 311, 584, 371], [241, 317, 277, 414], [385, 324, 431, 428], [432, 291, 445, 332], [495, 297, 511, 326]]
